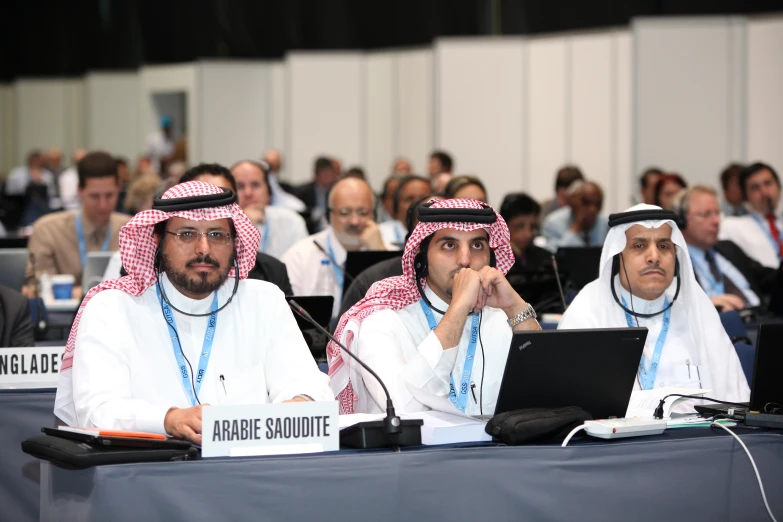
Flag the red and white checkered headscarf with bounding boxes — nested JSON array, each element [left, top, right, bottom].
[[55, 181, 259, 425], [328, 198, 513, 414]]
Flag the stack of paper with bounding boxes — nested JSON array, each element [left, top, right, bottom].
[[338, 411, 491, 445], [625, 387, 711, 419]]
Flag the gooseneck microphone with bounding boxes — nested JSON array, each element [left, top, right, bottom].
[[288, 299, 422, 448], [551, 255, 568, 313]]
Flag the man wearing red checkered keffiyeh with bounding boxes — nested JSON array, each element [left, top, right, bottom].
[[328, 198, 541, 415], [55, 179, 333, 444]]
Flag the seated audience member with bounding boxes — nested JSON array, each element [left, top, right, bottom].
[[653, 173, 687, 210], [719, 163, 748, 217], [295, 156, 341, 233], [340, 194, 444, 316], [115, 156, 131, 212], [59, 148, 87, 211], [0, 285, 34, 347], [344, 166, 365, 180], [54, 181, 332, 442], [499, 193, 552, 274], [392, 157, 413, 176], [720, 163, 782, 269], [379, 175, 432, 247], [676, 186, 778, 313], [428, 150, 453, 181], [262, 148, 306, 212], [639, 167, 663, 206], [106, 164, 293, 295], [283, 177, 390, 320], [542, 181, 608, 250], [230, 160, 308, 259], [123, 174, 161, 215], [444, 175, 487, 202], [5, 150, 57, 199], [23, 152, 131, 298], [45, 148, 64, 177], [329, 198, 540, 414], [559, 204, 749, 409], [540, 165, 584, 218], [378, 174, 404, 223]]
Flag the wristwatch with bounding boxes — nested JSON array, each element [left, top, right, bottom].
[[507, 303, 537, 327]]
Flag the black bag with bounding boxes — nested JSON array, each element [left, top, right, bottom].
[[22, 435, 198, 469], [485, 407, 593, 445]]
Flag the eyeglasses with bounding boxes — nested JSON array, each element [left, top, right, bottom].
[[691, 210, 721, 220], [329, 207, 373, 219], [165, 230, 234, 246]]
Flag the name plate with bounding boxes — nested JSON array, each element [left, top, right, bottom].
[[201, 401, 339, 458], [0, 347, 64, 388]]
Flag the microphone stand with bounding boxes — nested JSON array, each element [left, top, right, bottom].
[[288, 299, 422, 449]]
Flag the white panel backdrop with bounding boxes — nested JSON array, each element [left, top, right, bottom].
[[746, 15, 783, 170], [395, 49, 434, 176], [287, 53, 364, 184], [198, 61, 269, 166], [0, 85, 15, 173], [85, 72, 140, 163], [364, 52, 395, 190], [633, 17, 747, 188]]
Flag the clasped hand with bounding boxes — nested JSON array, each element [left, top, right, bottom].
[[451, 266, 522, 315]]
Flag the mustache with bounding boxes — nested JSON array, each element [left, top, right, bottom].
[[186, 255, 220, 268], [640, 266, 665, 275], [343, 224, 364, 235]]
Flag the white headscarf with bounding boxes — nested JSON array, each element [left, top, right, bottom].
[[559, 204, 750, 404]]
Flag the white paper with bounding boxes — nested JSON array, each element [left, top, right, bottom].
[[625, 387, 711, 419]]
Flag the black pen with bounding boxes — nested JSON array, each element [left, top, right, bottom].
[[220, 374, 227, 394], [470, 382, 478, 404]]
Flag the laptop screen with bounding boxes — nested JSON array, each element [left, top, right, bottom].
[[750, 323, 783, 411]]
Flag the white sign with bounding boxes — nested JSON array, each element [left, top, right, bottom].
[[201, 401, 340, 458], [0, 347, 64, 388]]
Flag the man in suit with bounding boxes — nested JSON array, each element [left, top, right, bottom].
[[676, 185, 781, 313], [0, 285, 34, 347], [295, 156, 340, 233]]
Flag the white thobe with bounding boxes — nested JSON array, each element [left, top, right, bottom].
[[719, 212, 782, 269], [378, 220, 406, 249], [559, 277, 750, 411], [353, 287, 513, 415], [258, 206, 309, 259], [65, 274, 333, 432], [268, 173, 306, 213]]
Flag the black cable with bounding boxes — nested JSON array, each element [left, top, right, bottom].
[[478, 309, 485, 417], [619, 253, 640, 328], [156, 291, 201, 406], [156, 258, 240, 318], [653, 394, 748, 419], [763, 402, 783, 414]]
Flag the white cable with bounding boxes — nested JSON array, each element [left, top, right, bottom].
[[711, 421, 778, 522], [561, 424, 586, 447]]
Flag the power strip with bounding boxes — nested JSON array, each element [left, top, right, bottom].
[[744, 412, 783, 429], [583, 418, 668, 439]]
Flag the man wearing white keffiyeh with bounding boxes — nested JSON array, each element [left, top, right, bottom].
[[558, 204, 749, 412], [328, 198, 541, 415], [54, 179, 332, 444]]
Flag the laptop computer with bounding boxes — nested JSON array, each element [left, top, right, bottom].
[[695, 323, 783, 417], [0, 248, 29, 291], [494, 328, 648, 419], [342, 251, 401, 295], [0, 236, 28, 249], [555, 247, 602, 290], [82, 252, 115, 294]]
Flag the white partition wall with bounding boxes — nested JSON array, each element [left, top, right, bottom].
[[364, 52, 395, 190], [85, 72, 140, 163], [267, 62, 287, 171], [198, 61, 269, 166], [138, 64, 199, 165], [746, 15, 783, 170], [633, 17, 747, 188], [436, 38, 526, 206], [396, 49, 434, 176], [0, 85, 15, 173], [14, 79, 86, 165], [287, 53, 364, 185]]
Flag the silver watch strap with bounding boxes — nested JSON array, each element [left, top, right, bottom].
[[507, 303, 537, 327]]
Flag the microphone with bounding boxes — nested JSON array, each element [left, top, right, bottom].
[[311, 241, 356, 286], [287, 299, 422, 449], [551, 255, 568, 313]]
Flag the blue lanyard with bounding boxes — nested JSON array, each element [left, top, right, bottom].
[[750, 213, 782, 260], [75, 214, 111, 267], [419, 299, 480, 412], [155, 284, 219, 406], [621, 296, 671, 390], [260, 222, 269, 254], [690, 251, 725, 295], [394, 223, 403, 243], [325, 234, 345, 288]]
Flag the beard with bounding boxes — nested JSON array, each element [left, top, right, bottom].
[[335, 225, 364, 248], [160, 250, 233, 297]]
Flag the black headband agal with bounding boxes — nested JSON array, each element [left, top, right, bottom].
[[608, 209, 679, 228], [152, 188, 237, 212], [417, 202, 497, 224]]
